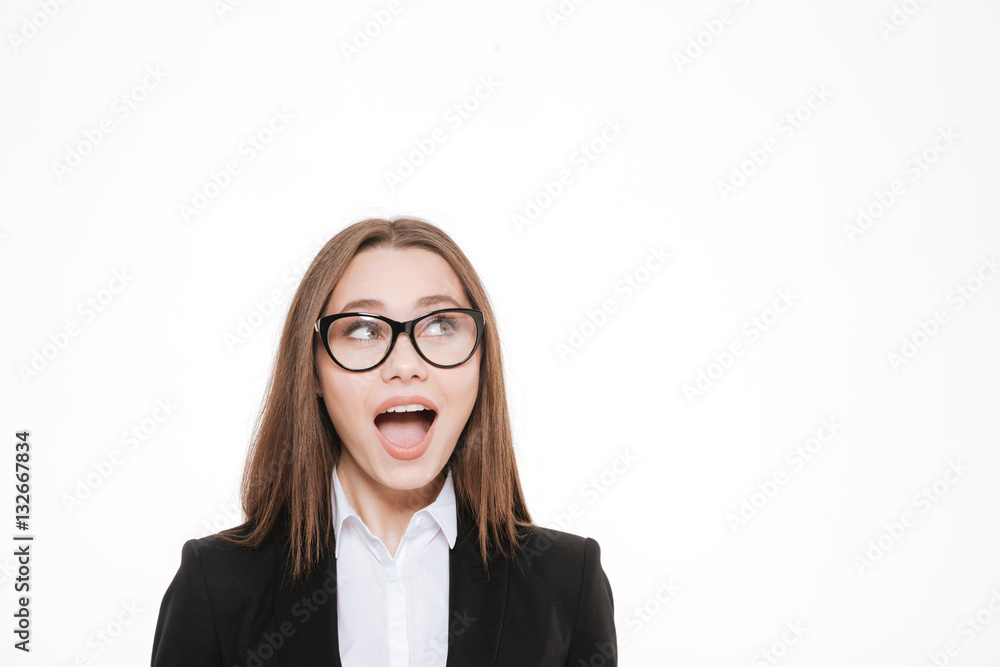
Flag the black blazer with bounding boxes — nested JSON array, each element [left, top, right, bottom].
[[151, 508, 617, 666]]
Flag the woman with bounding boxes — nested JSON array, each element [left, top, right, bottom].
[[151, 217, 617, 666]]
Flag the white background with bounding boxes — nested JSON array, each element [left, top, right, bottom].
[[3, 0, 1000, 665]]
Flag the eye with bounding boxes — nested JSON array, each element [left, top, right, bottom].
[[420, 315, 461, 338], [339, 318, 385, 341], [421, 316, 459, 337]]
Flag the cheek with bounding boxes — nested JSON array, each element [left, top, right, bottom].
[[318, 369, 372, 424], [458, 359, 482, 409]]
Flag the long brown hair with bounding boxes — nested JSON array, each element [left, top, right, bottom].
[[219, 216, 534, 585]]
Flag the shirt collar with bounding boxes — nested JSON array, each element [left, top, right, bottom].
[[331, 465, 457, 558]]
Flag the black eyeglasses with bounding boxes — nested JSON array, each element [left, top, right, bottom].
[[315, 308, 485, 372]]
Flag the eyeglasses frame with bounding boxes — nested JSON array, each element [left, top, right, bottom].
[[314, 307, 486, 372]]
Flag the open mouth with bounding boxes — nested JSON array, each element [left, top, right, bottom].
[[374, 404, 437, 448]]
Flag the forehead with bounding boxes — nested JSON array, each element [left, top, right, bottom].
[[327, 247, 469, 314]]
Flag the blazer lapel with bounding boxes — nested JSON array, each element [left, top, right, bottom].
[[273, 535, 342, 666], [445, 508, 509, 667], [272, 508, 509, 666]]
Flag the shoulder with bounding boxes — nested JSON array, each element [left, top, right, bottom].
[[515, 523, 597, 564], [502, 524, 617, 659], [153, 528, 289, 665], [196, 523, 283, 559], [510, 523, 609, 594], [179, 526, 282, 567], [170, 527, 286, 606]]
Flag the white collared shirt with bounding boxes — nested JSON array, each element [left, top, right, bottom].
[[331, 466, 457, 667]]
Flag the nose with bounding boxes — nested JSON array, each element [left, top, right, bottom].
[[380, 332, 428, 380]]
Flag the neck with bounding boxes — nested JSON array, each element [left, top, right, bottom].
[[335, 454, 446, 558]]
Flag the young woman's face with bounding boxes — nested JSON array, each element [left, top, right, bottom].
[[315, 246, 481, 494]]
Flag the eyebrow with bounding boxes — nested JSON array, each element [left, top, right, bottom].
[[340, 294, 463, 313]]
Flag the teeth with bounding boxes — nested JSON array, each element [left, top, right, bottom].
[[383, 403, 430, 414]]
